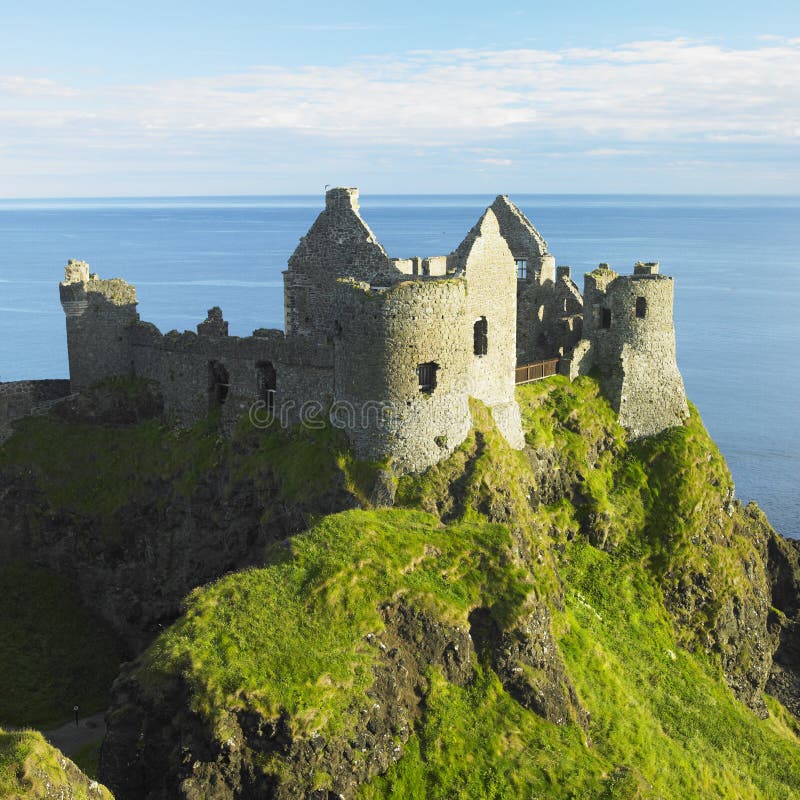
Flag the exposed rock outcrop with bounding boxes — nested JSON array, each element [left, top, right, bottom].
[[100, 602, 474, 800], [764, 517, 800, 718]]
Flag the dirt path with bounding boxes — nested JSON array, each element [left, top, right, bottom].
[[43, 712, 106, 757]]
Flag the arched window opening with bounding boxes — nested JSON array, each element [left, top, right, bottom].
[[208, 361, 230, 409], [601, 308, 612, 329], [256, 360, 277, 416], [636, 296, 647, 318], [473, 316, 488, 356], [417, 362, 439, 395]]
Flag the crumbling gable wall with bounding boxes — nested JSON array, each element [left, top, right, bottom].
[[284, 188, 397, 340], [483, 196, 583, 364], [452, 208, 524, 448], [489, 195, 554, 284]]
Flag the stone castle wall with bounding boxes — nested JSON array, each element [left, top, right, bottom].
[[582, 262, 689, 438], [489, 195, 554, 283], [60, 260, 138, 392], [517, 267, 584, 363], [454, 208, 525, 448], [0, 379, 72, 427], [50, 190, 688, 472], [130, 316, 334, 429], [284, 188, 395, 340], [333, 278, 472, 472]]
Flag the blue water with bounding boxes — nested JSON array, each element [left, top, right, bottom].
[[0, 194, 798, 538]]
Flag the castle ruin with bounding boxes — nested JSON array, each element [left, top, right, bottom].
[[2, 188, 689, 469]]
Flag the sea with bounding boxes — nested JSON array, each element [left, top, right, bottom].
[[0, 194, 798, 538]]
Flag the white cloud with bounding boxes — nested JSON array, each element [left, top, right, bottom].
[[0, 76, 79, 98], [1, 38, 799, 191], [0, 39, 797, 144], [586, 148, 648, 157]]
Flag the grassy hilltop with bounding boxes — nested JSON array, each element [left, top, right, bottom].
[[1, 376, 799, 798]]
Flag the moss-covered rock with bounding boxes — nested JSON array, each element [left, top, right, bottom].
[[0, 728, 113, 800], [3, 374, 800, 799], [100, 508, 583, 798]]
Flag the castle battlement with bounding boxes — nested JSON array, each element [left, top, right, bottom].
[[54, 188, 688, 471]]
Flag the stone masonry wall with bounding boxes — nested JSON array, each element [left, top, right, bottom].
[[333, 278, 472, 473], [489, 195, 554, 282], [483, 196, 583, 364], [0, 380, 72, 426], [284, 188, 396, 341], [130, 315, 333, 429], [454, 208, 525, 449], [582, 263, 689, 438], [517, 268, 583, 363], [59, 261, 139, 392]]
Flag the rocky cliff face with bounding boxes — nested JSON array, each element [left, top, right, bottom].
[[97, 532, 587, 800], [0, 727, 113, 800], [2, 376, 799, 799], [764, 519, 800, 718], [0, 381, 359, 652], [101, 602, 479, 800]]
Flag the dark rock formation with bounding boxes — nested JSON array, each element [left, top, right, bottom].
[[470, 602, 588, 729], [52, 377, 163, 425], [764, 516, 800, 718], [100, 601, 474, 800], [0, 431, 356, 653]]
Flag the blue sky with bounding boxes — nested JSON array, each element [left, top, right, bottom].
[[1, 1, 799, 196]]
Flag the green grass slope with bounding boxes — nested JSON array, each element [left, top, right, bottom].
[[4, 375, 798, 798], [0, 408, 381, 532], [140, 508, 536, 738], [124, 376, 800, 798], [360, 535, 800, 799], [0, 562, 123, 729], [0, 727, 113, 800]]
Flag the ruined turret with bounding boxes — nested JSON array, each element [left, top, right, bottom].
[[59, 260, 138, 392], [579, 261, 689, 438]]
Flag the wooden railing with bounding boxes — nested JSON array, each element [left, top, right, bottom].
[[515, 358, 559, 384]]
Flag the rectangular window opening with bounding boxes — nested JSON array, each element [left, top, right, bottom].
[[473, 316, 488, 356], [417, 362, 439, 395]]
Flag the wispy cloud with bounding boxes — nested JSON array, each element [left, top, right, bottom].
[[586, 148, 648, 157], [276, 23, 388, 31], [0, 76, 79, 98], [6, 38, 795, 143], [1, 38, 799, 192]]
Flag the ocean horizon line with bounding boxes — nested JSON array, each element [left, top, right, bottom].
[[1, 193, 800, 212]]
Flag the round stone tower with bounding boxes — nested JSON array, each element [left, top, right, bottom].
[[332, 277, 472, 473], [583, 261, 689, 438]]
